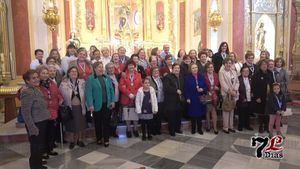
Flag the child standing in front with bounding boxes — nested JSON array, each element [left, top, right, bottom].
[[135, 78, 158, 140], [266, 83, 286, 138]]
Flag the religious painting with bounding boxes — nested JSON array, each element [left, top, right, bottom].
[[85, 0, 95, 31], [254, 15, 275, 60], [156, 1, 164, 31], [193, 9, 201, 36]]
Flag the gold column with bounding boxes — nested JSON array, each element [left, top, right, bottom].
[[292, 1, 300, 70], [0, 0, 12, 82], [143, 0, 152, 41]]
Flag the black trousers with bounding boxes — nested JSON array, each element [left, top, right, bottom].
[[258, 114, 269, 130], [238, 102, 251, 129], [27, 120, 47, 169], [141, 119, 151, 137], [110, 102, 120, 136], [191, 117, 202, 133], [168, 111, 181, 135], [93, 103, 110, 142], [151, 103, 163, 134], [46, 120, 56, 153]]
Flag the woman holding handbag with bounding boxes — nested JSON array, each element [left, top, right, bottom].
[[219, 58, 239, 134], [204, 62, 220, 134], [184, 63, 208, 134], [59, 66, 87, 149]]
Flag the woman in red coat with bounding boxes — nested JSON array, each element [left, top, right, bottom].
[[36, 65, 63, 157], [112, 53, 125, 78], [119, 60, 142, 138], [204, 62, 220, 134]]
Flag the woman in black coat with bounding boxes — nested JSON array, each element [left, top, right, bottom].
[[237, 66, 254, 131], [212, 42, 230, 73], [163, 63, 185, 136], [251, 59, 272, 133]]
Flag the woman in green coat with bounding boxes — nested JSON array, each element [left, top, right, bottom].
[[85, 62, 115, 147]]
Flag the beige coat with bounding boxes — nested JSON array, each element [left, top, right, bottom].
[[219, 68, 239, 98], [59, 79, 86, 115]]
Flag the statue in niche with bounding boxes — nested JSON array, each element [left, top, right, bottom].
[[118, 5, 130, 31], [256, 22, 266, 51], [67, 32, 80, 48]]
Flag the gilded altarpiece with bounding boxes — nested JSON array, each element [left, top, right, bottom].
[[244, 0, 290, 62], [71, 0, 175, 55]]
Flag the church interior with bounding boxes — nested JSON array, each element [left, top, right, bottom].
[[0, 0, 300, 169]]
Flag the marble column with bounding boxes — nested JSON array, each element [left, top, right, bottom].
[[292, 1, 300, 70], [11, 0, 31, 75]]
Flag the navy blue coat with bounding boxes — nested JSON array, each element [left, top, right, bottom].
[[184, 73, 208, 117]]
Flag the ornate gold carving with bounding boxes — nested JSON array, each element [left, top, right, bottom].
[[42, 0, 60, 31]]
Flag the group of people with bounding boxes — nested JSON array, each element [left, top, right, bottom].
[[22, 42, 288, 169]]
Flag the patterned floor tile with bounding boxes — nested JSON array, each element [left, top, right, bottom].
[[245, 157, 280, 169], [94, 156, 126, 169], [151, 158, 184, 169], [110, 137, 141, 148], [0, 148, 23, 165], [77, 151, 109, 165], [280, 148, 300, 167], [116, 161, 153, 169], [213, 152, 251, 169], [145, 139, 203, 163], [131, 153, 162, 166], [187, 147, 225, 169]]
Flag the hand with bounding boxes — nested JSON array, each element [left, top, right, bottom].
[[121, 72, 126, 77], [256, 98, 262, 103], [187, 99, 191, 104], [231, 91, 237, 97], [88, 106, 94, 112], [197, 88, 204, 93], [110, 102, 115, 109], [214, 86, 219, 90], [129, 93, 135, 99], [177, 89, 182, 95], [31, 126, 39, 136], [59, 100, 64, 105]]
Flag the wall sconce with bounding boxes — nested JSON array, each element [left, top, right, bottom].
[[43, 0, 60, 32], [208, 0, 223, 31]]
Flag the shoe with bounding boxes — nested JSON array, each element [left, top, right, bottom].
[[53, 143, 57, 148], [206, 128, 210, 132], [133, 130, 139, 137], [42, 154, 49, 159], [147, 135, 153, 140], [214, 130, 219, 135], [228, 129, 236, 133], [198, 130, 203, 135], [97, 140, 103, 145], [113, 133, 119, 138], [175, 130, 183, 134], [77, 141, 85, 147], [259, 126, 264, 133], [69, 142, 75, 149], [170, 133, 175, 136], [41, 165, 48, 169], [191, 130, 196, 134], [126, 131, 132, 138], [245, 126, 254, 131], [142, 136, 146, 141], [223, 129, 229, 134], [104, 142, 109, 147], [277, 132, 286, 139], [238, 127, 243, 131], [42, 160, 47, 165], [48, 151, 58, 156]]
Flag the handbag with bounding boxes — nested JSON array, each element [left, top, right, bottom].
[[58, 105, 73, 122], [199, 94, 212, 105], [222, 94, 236, 112]]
